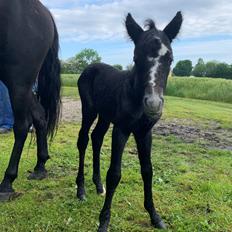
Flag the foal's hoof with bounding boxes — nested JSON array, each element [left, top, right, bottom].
[[97, 225, 108, 232], [77, 188, 86, 201], [97, 185, 106, 196], [153, 219, 167, 229], [0, 192, 22, 202], [27, 170, 48, 180]]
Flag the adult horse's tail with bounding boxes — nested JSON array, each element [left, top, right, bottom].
[[38, 19, 61, 139]]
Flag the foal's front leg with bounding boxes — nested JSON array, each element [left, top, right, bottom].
[[97, 126, 129, 232], [134, 130, 166, 229]]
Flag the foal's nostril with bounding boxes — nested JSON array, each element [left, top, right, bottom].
[[144, 97, 149, 106]]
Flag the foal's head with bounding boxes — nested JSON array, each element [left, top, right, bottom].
[[126, 12, 183, 118]]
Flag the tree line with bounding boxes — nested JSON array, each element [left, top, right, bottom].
[[61, 48, 123, 74], [173, 58, 232, 79], [62, 49, 231, 80]]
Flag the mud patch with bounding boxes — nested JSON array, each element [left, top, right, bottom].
[[154, 119, 232, 151]]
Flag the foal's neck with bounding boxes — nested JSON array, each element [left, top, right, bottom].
[[128, 65, 147, 102]]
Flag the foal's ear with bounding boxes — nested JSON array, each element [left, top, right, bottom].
[[163, 11, 183, 42], [125, 13, 143, 44]]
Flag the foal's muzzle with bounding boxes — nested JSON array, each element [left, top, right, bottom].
[[143, 94, 163, 118]]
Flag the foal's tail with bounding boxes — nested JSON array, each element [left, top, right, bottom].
[[38, 18, 61, 139]]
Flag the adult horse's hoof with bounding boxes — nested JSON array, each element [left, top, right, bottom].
[[77, 187, 86, 201], [0, 192, 22, 202], [27, 170, 47, 180]]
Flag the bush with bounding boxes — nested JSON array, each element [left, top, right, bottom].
[[173, 60, 192, 76]]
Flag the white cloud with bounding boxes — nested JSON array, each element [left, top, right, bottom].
[[41, 0, 232, 42], [39, 0, 232, 65]]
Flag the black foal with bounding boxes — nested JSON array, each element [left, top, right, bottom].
[[76, 12, 183, 231]]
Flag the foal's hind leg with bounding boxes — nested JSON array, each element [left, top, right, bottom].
[[28, 95, 49, 180], [91, 116, 110, 195], [134, 130, 166, 229], [76, 110, 97, 200], [0, 87, 31, 200]]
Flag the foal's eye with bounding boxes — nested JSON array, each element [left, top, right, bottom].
[[148, 41, 161, 57], [151, 47, 158, 56]]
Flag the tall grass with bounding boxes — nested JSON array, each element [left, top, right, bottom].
[[61, 74, 79, 87], [166, 76, 232, 103], [61, 74, 232, 103]]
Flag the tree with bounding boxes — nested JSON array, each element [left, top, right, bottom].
[[214, 63, 231, 79], [113, 64, 123, 70], [205, 61, 218, 77], [61, 58, 80, 74], [75, 48, 101, 73], [192, 58, 206, 77], [173, 60, 192, 76], [61, 49, 102, 74]]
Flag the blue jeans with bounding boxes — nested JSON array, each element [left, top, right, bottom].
[[0, 81, 14, 129]]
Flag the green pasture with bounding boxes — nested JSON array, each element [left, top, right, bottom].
[[0, 94, 232, 231]]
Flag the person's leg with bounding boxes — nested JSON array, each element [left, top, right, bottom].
[[0, 81, 5, 127], [0, 81, 14, 130]]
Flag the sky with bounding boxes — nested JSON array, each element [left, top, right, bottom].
[[41, 0, 232, 68]]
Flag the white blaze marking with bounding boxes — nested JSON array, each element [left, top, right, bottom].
[[147, 43, 169, 87], [148, 57, 159, 87], [144, 42, 169, 116]]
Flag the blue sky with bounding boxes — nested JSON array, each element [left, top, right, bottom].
[[41, 0, 232, 67]]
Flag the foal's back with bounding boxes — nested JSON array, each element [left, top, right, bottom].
[[78, 63, 135, 123]]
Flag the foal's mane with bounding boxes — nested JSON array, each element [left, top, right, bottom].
[[144, 19, 156, 30]]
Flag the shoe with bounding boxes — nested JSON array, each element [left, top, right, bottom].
[[0, 128, 11, 134]]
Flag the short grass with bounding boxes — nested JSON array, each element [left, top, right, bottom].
[[0, 97, 232, 231], [62, 86, 79, 100]]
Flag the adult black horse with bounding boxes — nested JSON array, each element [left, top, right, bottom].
[[0, 0, 61, 200], [76, 12, 183, 231]]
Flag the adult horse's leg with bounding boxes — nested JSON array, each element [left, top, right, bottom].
[[76, 109, 97, 200], [28, 95, 49, 180], [91, 116, 110, 195], [98, 126, 129, 232], [134, 130, 166, 229], [0, 85, 32, 200]]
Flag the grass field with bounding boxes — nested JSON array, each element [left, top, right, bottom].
[[0, 94, 232, 231], [166, 77, 232, 104], [61, 74, 232, 104]]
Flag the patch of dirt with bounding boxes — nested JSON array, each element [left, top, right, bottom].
[[61, 98, 232, 151], [61, 98, 82, 122], [154, 119, 232, 151]]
